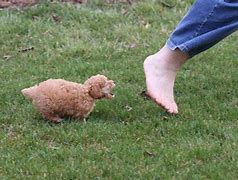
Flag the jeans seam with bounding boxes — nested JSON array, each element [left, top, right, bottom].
[[191, 1, 220, 40]]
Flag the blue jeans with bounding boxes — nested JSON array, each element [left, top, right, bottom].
[[166, 0, 238, 57]]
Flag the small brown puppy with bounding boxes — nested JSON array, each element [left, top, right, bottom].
[[21, 75, 115, 122]]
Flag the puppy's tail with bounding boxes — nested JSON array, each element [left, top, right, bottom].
[[21, 85, 38, 99]]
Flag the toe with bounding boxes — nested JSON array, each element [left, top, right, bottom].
[[165, 102, 174, 114], [156, 97, 170, 112], [167, 102, 178, 114], [156, 98, 178, 114], [172, 102, 178, 114]]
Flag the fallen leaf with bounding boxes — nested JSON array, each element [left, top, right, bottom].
[[145, 22, 151, 29], [3, 55, 12, 61], [18, 46, 34, 52], [129, 42, 137, 49], [160, 0, 176, 8], [107, 0, 134, 5], [124, 42, 137, 49], [121, 8, 129, 16], [32, 15, 39, 21], [62, 0, 87, 4], [125, 105, 133, 111], [52, 14, 61, 22], [141, 19, 151, 29], [143, 150, 156, 157]]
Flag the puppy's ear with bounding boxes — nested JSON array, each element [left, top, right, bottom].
[[89, 84, 103, 99], [84, 75, 107, 99]]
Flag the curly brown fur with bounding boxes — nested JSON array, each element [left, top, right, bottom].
[[21, 75, 115, 122]]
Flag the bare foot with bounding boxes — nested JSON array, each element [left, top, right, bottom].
[[143, 46, 188, 114]]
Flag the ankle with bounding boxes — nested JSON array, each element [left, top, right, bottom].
[[156, 46, 188, 71]]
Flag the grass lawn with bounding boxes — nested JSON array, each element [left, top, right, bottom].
[[0, 0, 238, 179]]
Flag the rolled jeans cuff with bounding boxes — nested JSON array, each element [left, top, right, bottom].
[[166, 0, 238, 57]]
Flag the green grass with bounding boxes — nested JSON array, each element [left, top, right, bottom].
[[0, 0, 238, 179]]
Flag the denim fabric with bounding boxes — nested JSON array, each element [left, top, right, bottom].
[[166, 0, 238, 57]]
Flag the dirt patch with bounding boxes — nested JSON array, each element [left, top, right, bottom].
[[0, 0, 134, 8], [0, 0, 136, 8], [0, 0, 88, 9], [0, 0, 38, 8]]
